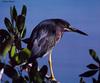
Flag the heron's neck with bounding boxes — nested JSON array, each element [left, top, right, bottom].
[[55, 29, 63, 43]]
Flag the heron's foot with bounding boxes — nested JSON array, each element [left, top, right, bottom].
[[50, 80, 60, 83], [50, 75, 56, 81], [49, 78, 60, 83], [45, 75, 60, 83]]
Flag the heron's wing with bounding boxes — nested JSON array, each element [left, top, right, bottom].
[[29, 24, 56, 58]]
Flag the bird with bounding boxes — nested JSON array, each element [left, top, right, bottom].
[[23, 18, 88, 81]]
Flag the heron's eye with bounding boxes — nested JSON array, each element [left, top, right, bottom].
[[64, 25, 67, 28]]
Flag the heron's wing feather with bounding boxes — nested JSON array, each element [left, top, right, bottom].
[[30, 24, 56, 58], [31, 30, 48, 56]]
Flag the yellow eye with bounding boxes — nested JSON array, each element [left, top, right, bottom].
[[64, 25, 67, 27]]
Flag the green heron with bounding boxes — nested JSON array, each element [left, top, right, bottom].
[[24, 19, 88, 80]]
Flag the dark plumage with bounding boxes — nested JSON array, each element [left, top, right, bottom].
[[23, 19, 88, 80], [25, 19, 87, 58]]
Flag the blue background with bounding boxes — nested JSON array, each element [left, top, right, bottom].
[[0, 0, 100, 83]]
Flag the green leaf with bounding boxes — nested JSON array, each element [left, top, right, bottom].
[[13, 6, 17, 21], [11, 45, 16, 57], [30, 65, 47, 83], [21, 5, 27, 16], [98, 71, 100, 81], [10, 6, 13, 24], [4, 18, 13, 33], [89, 49, 100, 64], [11, 48, 31, 65], [4, 81, 9, 83], [15, 55, 19, 62], [0, 63, 4, 69], [22, 48, 31, 57], [28, 60, 38, 82], [16, 15, 25, 33], [24, 76, 29, 81], [12, 76, 27, 83], [39, 65, 48, 78], [4, 65, 18, 79], [14, 34, 22, 50], [33, 73, 43, 83], [18, 48, 31, 62], [10, 53, 20, 65], [80, 77, 85, 83], [0, 29, 12, 56], [2, 44, 11, 56], [21, 27, 26, 38], [80, 70, 98, 77], [92, 78, 97, 83], [87, 64, 98, 69]]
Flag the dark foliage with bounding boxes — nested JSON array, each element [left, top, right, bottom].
[[1, 5, 99, 83], [0, 5, 56, 83], [79, 49, 100, 83]]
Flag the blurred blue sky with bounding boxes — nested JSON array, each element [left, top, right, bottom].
[[0, 0, 100, 83]]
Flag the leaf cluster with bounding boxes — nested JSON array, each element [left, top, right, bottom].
[[79, 49, 100, 83], [0, 5, 51, 83]]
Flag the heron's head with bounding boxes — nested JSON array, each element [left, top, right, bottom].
[[53, 19, 88, 36]]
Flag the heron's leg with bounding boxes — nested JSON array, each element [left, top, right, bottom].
[[48, 50, 56, 80]]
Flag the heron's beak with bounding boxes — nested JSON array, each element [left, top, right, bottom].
[[64, 26, 88, 36]]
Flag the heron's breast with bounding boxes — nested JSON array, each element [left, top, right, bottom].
[[55, 31, 63, 43]]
